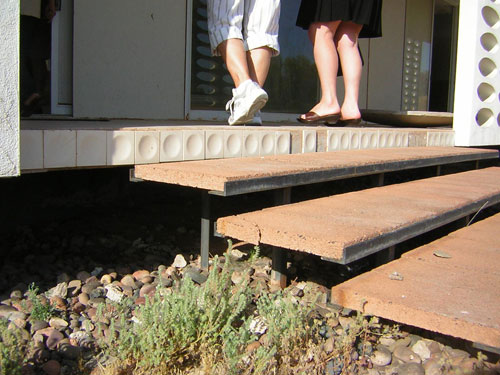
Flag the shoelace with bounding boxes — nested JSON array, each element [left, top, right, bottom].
[[225, 97, 235, 116]]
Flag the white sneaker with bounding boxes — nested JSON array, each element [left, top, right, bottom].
[[226, 80, 268, 125]]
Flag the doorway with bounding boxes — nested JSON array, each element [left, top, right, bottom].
[[429, 0, 458, 112]]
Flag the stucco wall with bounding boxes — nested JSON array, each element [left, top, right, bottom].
[[73, 0, 187, 119], [0, 0, 20, 177]]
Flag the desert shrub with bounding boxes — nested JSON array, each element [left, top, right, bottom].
[[0, 319, 26, 375]]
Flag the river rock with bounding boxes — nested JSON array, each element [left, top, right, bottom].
[[411, 340, 431, 361], [42, 359, 61, 375], [397, 362, 425, 375], [393, 346, 422, 364], [49, 317, 69, 330], [172, 254, 187, 269], [371, 346, 392, 367]]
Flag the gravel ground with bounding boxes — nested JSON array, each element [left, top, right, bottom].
[[1, 167, 499, 375]]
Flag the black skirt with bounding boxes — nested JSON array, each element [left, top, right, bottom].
[[296, 0, 383, 38]]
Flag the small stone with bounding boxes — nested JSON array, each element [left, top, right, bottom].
[[393, 346, 422, 364], [81, 280, 101, 295], [390, 336, 412, 351], [230, 249, 247, 261], [389, 271, 404, 281], [0, 304, 17, 319], [49, 317, 69, 330], [120, 275, 137, 288], [100, 274, 113, 285], [72, 302, 86, 314], [42, 359, 61, 375], [339, 316, 354, 330], [290, 287, 304, 298], [10, 290, 23, 299], [57, 273, 71, 283], [397, 362, 425, 375], [31, 320, 49, 334], [184, 269, 207, 285], [82, 320, 94, 332], [433, 250, 452, 258], [49, 296, 67, 310], [133, 270, 150, 280], [231, 271, 247, 285], [48, 283, 68, 299], [57, 339, 81, 360], [411, 340, 431, 361], [172, 254, 188, 269], [91, 267, 104, 277], [379, 336, 396, 347], [246, 341, 261, 353], [67, 280, 82, 296], [423, 359, 443, 375], [371, 346, 392, 366], [139, 276, 154, 284], [76, 271, 91, 282], [249, 316, 268, 335], [105, 285, 124, 303], [324, 337, 335, 354], [46, 329, 64, 350], [139, 284, 156, 298]]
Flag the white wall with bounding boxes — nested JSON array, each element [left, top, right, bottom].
[[454, 0, 500, 146], [73, 0, 187, 120], [366, 0, 406, 111], [0, 0, 20, 177]]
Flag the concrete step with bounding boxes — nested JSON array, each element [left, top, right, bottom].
[[330, 213, 500, 348], [135, 146, 498, 196], [216, 167, 500, 264]]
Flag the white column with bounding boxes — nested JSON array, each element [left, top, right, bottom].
[[454, 0, 500, 146], [0, 0, 20, 177]]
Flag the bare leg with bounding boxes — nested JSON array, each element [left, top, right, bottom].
[[300, 21, 342, 119], [247, 47, 273, 87], [218, 39, 251, 88], [335, 22, 363, 120]]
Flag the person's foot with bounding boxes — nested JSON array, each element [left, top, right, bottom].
[[226, 80, 268, 125], [298, 102, 341, 122]]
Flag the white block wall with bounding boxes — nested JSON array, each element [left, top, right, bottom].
[[0, 0, 20, 177], [454, 0, 500, 146]]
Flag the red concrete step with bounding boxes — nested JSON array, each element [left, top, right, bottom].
[[134, 147, 498, 196], [331, 213, 500, 348], [216, 167, 500, 264]]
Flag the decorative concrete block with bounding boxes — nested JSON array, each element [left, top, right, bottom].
[[183, 130, 205, 160], [454, 1, 500, 146], [427, 131, 441, 147], [20, 130, 43, 170], [242, 131, 260, 157], [205, 130, 224, 159], [224, 130, 243, 158], [107, 131, 135, 165], [359, 131, 379, 150], [260, 131, 275, 156], [327, 129, 350, 151], [302, 130, 317, 153], [378, 131, 398, 148], [135, 131, 160, 164], [395, 132, 409, 148], [441, 131, 455, 146], [77, 130, 106, 167], [160, 131, 183, 162], [275, 132, 291, 155], [44, 130, 76, 168], [349, 130, 361, 150]]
